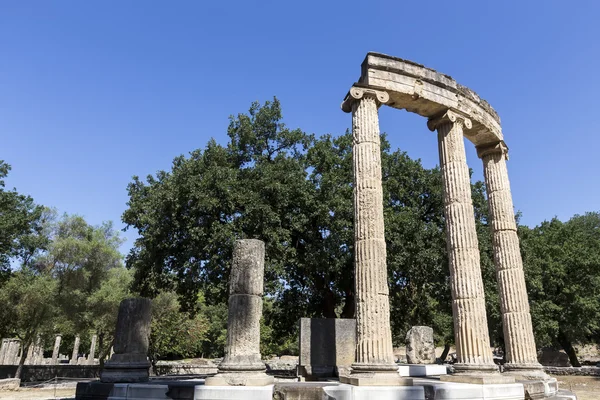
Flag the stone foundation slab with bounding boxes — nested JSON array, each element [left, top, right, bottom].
[[323, 384, 426, 400], [415, 378, 525, 400], [399, 364, 448, 377], [440, 374, 516, 385], [195, 384, 273, 399]]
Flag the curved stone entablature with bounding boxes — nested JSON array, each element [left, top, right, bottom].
[[341, 52, 503, 146]]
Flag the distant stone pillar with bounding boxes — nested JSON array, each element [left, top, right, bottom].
[[206, 239, 274, 386], [477, 141, 544, 378], [0, 339, 8, 365], [338, 86, 407, 386], [87, 334, 97, 365], [428, 111, 497, 375], [32, 336, 43, 365], [7, 339, 21, 365], [71, 335, 81, 365], [100, 298, 152, 383], [51, 335, 62, 365], [25, 342, 34, 365]]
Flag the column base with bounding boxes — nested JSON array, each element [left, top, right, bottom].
[[100, 360, 151, 383], [204, 371, 274, 386], [341, 364, 413, 386], [440, 373, 515, 385], [442, 363, 515, 385], [503, 362, 548, 379], [340, 373, 413, 386]]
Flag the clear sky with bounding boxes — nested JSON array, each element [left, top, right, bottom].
[[2, 1, 599, 256]]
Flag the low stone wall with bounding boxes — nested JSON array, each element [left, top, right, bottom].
[[0, 365, 101, 382], [544, 366, 600, 376], [153, 363, 217, 376]]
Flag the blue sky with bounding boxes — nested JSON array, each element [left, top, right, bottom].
[[2, 1, 599, 256]]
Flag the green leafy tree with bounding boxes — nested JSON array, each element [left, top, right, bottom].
[[0, 269, 57, 378], [122, 98, 498, 352], [0, 161, 45, 283], [521, 212, 600, 366], [149, 290, 208, 368]]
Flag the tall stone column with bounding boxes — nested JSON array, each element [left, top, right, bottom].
[[428, 111, 500, 379], [477, 141, 544, 378], [87, 334, 97, 365], [51, 335, 61, 365], [71, 335, 81, 365], [206, 239, 274, 386], [101, 298, 152, 383], [339, 86, 408, 386]]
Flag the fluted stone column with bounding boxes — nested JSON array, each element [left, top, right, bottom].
[[87, 334, 97, 365], [205, 239, 274, 386], [428, 111, 502, 381], [339, 86, 408, 386], [477, 141, 544, 378], [101, 298, 152, 383], [51, 335, 61, 365], [71, 335, 80, 365]]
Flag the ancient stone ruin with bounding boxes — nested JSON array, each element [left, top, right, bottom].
[[341, 53, 544, 385], [205, 239, 274, 386], [406, 326, 436, 365], [100, 297, 152, 383]]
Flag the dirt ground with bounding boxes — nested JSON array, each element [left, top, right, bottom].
[[0, 387, 75, 399], [0, 376, 597, 399], [553, 375, 600, 400]]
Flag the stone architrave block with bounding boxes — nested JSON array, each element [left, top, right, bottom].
[[298, 318, 356, 379], [405, 326, 436, 365]]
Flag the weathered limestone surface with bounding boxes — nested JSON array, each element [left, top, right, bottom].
[[0, 339, 7, 365], [100, 298, 152, 383], [4, 340, 21, 366], [405, 326, 436, 365], [353, 53, 503, 146], [477, 142, 544, 378], [428, 111, 497, 375], [340, 86, 409, 387], [298, 318, 356, 378], [51, 335, 62, 365], [87, 334, 97, 365], [71, 335, 81, 365], [205, 239, 273, 386]]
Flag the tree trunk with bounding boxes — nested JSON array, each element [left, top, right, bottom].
[[439, 344, 451, 363], [558, 331, 581, 367], [322, 289, 336, 318], [14, 344, 29, 380], [340, 291, 355, 319]]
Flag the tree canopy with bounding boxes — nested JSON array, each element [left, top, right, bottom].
[[122, 98, 498, 353]]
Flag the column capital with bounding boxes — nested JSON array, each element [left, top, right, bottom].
[[476, 140, 509, 160], [427, 109, 472, 131], [341, 85, 390, 113]]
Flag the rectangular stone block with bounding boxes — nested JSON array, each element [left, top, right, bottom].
[[298, 318, 356, 379], [195, 384, 273, 400]]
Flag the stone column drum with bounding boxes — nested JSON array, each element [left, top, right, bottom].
[[51, 335, 62, 365], [71, 335, 80, 365], [87, 334, 97, 365], [205, 239, 274, 386], [428, 111, 499, 377], [340, 86, 408, 386], [100, 298, 152, 383], [477, 141, 544, 378]]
